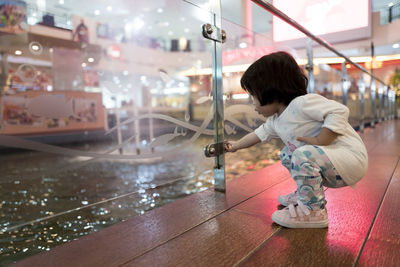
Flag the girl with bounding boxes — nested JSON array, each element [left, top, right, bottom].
[[224, 51, 368, 228]]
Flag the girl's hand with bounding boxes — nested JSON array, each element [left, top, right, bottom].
[[297, 128, 339, 146], [224, 141, 238, 153], [296, 136, 319, 145]]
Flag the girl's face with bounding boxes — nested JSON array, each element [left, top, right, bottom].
[[251, 96, 284, 117]]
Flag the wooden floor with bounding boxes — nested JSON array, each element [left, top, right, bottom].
[[14, 120, 400, 267]]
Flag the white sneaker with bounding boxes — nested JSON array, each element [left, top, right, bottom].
[[271, 200, 328, 228], [278, 191, 298, 206]]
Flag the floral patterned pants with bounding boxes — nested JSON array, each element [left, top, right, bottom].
[[280, 145, 347, 210]]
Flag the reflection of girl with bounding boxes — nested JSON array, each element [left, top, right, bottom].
[[225, 52, 368, 228]]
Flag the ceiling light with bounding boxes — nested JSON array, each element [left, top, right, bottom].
[[232, 93, 249, 100], [107, 6, 112, 11], [59, 0, 64, 4], [82, 63, 87, 67], [15, 50, 22, 55], [94, 10, 100, 16], [88, 57, 94, 62], [393, 43, 400, 49], [133, 17, 144, 31], [239, 42, 247, 48], [157, 8, 163, 13]]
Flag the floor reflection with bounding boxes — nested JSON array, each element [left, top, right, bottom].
[[0, 138, 282, 265]]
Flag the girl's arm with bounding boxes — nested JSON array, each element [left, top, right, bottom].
[[225, 132, 261, 152], [297, 127, 339, 146]]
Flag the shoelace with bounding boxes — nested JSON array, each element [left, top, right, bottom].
[[287, 191, 297, 201], [287, 200, 311, 218]]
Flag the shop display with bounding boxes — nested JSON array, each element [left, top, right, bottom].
[[0, 0, 26, 34], [0, 91, 105, 134]]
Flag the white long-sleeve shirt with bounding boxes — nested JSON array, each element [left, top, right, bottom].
[[254, 93, 368, 187]]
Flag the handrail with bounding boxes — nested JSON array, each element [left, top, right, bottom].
[[251, 0, 388, 87]]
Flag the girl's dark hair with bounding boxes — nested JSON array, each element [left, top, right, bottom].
[[240, 51, 308, 106]]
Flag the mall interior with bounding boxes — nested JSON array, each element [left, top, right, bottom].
[[1, 0, 400, 265]]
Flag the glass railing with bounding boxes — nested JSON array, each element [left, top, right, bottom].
[[0, 0, 220, 264], [220, 0, 395, 181], [220, 12, 285, 179], [249, 0, 394, 130]]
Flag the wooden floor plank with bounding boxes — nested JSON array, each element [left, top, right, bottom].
[[120, 178, 295, 267], [240, 153, 399, 267], [356, 159, 400, 266], [360, 120, 400, 153], [14, 163, 289, 267]]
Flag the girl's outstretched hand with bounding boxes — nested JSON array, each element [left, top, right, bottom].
[[224, 141, 238, 153]]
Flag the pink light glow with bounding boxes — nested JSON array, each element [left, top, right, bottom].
[[222, 46, 274, 65], [272, 0, 369, 42]]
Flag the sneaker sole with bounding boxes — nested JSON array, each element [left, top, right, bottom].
[[271, 213, 328, 228]]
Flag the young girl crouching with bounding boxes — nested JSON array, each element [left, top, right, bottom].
[[224, 51, 368, 228]]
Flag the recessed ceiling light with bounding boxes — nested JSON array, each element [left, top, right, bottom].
[[239, 42, 247, 48], [15, 50, 22, 55], [88, 57, 94, 62], [94, 10, 100, 16], [157, 8, 163, 13], [59, 0, 64, 4], [107, 6, 112, 11], [393, 43, 400, 49]]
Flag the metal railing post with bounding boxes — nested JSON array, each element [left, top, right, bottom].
[[370, 79, 376, 127], [358, 73, 365, 132], [210, 0, 225, 192], [306, 39, 314, 94], [341, 62, 349, 106], [378, 84, 383, 122]]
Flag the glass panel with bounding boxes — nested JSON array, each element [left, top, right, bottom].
[[313, 64, 343, 102], [221, 4, 285, 181], [346, 68, 362, 127], [0, 0, 217, 264], [219, 0, 389, 180]]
